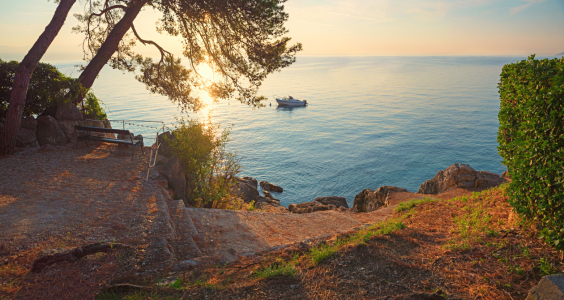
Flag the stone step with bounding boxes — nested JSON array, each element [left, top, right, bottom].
[[165, 198, 202, 261]]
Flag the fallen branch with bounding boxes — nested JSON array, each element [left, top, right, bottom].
[[31, 242, 130, 272]]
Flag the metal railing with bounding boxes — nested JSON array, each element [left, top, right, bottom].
[[106, 119, 166, 181]]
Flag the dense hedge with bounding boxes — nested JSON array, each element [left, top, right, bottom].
[[498, 55, 564, 250]]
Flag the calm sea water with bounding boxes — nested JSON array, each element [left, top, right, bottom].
[[57, 56, 525, 207]]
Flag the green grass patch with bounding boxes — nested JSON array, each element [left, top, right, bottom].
[[395, 197, 436, 213], [253, 261, 298, 279], [307, 214, 410, 266]]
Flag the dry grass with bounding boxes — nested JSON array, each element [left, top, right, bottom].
[[97, 184, 563, 300]]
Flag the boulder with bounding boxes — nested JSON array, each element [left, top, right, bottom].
[[161, 156, 186, 200], [55, 103, 82, 121], [418, 164, 507, 194], [288, 202, 336, 214], [259, 181, 283, 193], [16, 127, 39, 148], [36, 116, 67, 146], [527, 274, 564, 300], [157, 131, 175, 157], [314, 196, 349, 208], [232, 177, 260, 203], [58, 120, 80, 142], [353, 186, 408, 213], [20, 116, 37, 131]]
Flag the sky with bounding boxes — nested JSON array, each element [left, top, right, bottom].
[[0, 0, 563, 62]]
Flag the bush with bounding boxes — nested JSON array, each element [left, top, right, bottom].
[[498, 55, 564, 250], [0, 58, 106, 121], [169, 116, 241, 208]]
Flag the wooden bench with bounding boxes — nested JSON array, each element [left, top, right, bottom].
[[75, 125, 144, 158]]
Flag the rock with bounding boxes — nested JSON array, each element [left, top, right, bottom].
[[260, 181, 283, 193], [157, 131, 175, 157], [16, 127, 39, 148], [288, 202, 336, 214], [263, 190, 278, 201], [232, 178, 260, 203], [418, 164, 507, 194], [314, 196, 349, 208], [240, 176, 258, 189], [161, 156, 186, 200], [255, 196, 286, 212], [501, 171, 510, 179], [36, 116, 67, 146], [57, 120, 80, 142], [527, 274, 564, 300], [55, 103, 82, 121], [353, 186, 408, 213], [219, 248, 240, 264], [20, 116, 37, 131]]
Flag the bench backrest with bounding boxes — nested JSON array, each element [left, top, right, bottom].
[[75, 125, 131, 135]]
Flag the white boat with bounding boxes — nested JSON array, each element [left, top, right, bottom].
[[275, 96, 307, 106]]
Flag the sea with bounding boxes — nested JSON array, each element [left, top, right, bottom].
[[57, 56, 530, 207]]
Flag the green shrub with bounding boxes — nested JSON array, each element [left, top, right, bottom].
[[498, 55, 564, 250], [0, 58, 106, 121], [83, 92, 107, 120], [169, 117, 241, 208]]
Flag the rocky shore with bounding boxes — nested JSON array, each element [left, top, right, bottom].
[[155, 136, 509, 213]]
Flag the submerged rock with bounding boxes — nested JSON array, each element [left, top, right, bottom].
[[260, 181, 283, 193]]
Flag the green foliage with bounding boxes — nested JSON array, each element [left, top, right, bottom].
[[0, 58, 106, 121], [169, 116, 241, 208], [73, 0, 302, 111], [497, 55, 564, 250], [83, 92, 108, 120]]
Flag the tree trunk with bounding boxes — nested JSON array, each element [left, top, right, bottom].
[[0, 0, 76, 155], [75, 0, 148, 103]]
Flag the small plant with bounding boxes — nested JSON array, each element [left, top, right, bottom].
[[254, 261, 297, 279], [508, 264, 524, 275], [538, 257, 558, 276], [169, 277, 183, 289], [246, 200, 257, 211]]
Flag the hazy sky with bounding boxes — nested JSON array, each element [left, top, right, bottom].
[[0, 0, 563, 61]]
